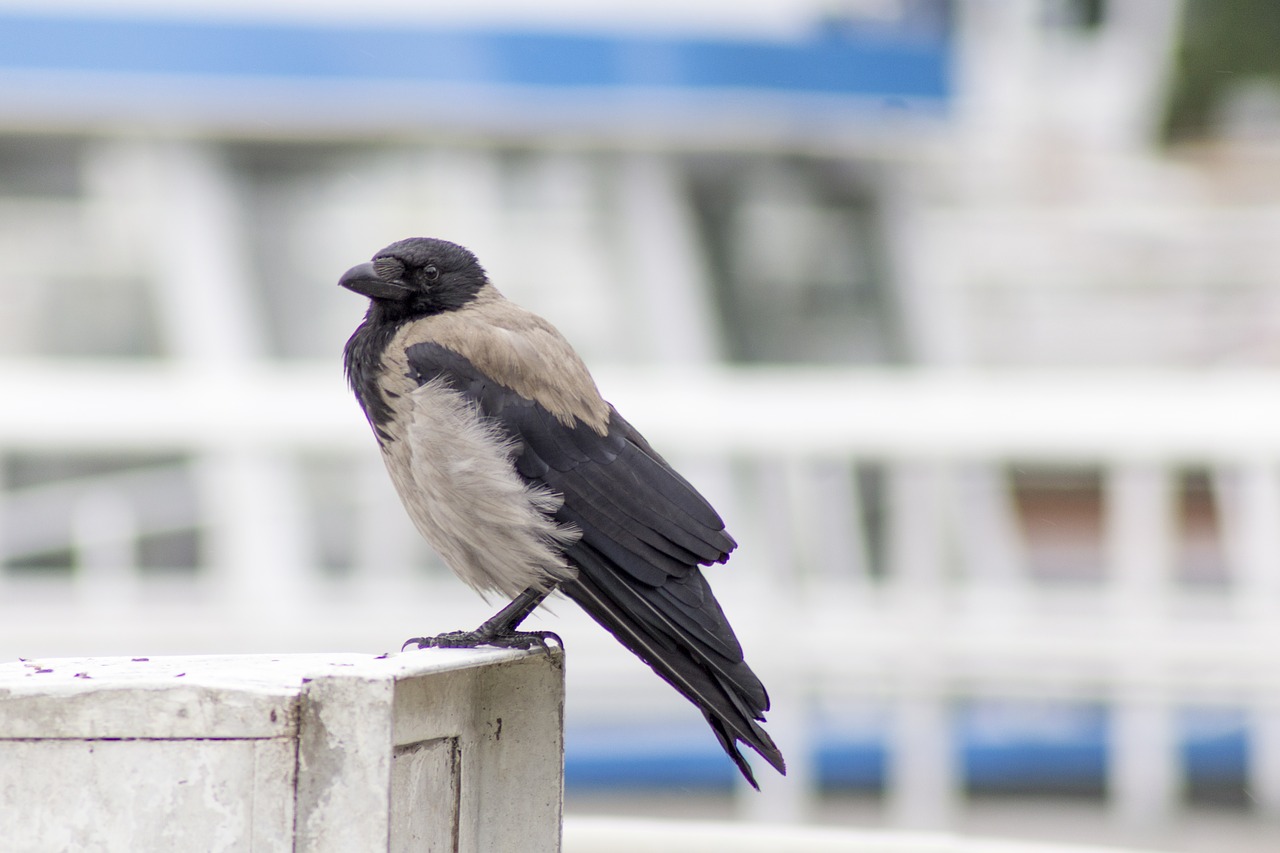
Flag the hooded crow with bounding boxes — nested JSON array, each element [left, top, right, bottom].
[[340, 237, 785, 787]]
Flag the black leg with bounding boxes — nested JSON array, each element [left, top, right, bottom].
[[475, 586, 551, 635], [403, 586, 562, 653]]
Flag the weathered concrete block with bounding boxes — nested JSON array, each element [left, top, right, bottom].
[[0, 648, 564, 852]]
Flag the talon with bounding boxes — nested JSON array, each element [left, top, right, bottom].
[[530, 631, 564, 655], [400, 628, 563, 653]]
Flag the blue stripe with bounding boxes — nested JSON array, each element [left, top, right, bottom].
[[0, 12, 950, 101], [565, 703, 1250, 792]]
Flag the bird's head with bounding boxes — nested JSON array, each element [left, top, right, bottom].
[[339, 237, 488, 321]]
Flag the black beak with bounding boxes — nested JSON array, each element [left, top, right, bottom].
[[338, 262, 413, 301]]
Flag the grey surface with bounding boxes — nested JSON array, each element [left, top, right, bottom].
[[0, 648, 565, 853]]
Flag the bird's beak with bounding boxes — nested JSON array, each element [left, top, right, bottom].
[[338, 262, 413, 301]]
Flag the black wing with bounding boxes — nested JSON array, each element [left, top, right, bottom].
[[405, 341, 785, 786]]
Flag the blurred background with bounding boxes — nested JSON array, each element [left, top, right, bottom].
[[0, 0, 1278, 849]]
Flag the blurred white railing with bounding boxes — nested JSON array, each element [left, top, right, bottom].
[[1, 361, 1279, 835], [8, 360, 1280, 457]]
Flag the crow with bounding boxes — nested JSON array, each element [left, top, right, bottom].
[[340, 237, 784, 787]]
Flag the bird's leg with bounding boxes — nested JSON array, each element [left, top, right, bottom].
[[403, 586, 562, 653]]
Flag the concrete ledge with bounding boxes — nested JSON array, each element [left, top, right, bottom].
[[0, 649, 564, 852]]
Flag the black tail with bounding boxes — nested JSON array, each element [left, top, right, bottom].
[[561, 542, 786, 787]]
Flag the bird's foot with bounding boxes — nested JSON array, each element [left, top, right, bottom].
[[402, 628, 563, 655]]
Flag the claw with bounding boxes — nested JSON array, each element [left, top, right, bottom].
[[402, 628, 563, 655], [401, 587, 563, 657]]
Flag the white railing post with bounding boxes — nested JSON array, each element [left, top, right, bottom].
[[1105, 463, 1175, 622], [1104, 463, 1178, 829], [1254, 703, 1280, 823], [886, 462, 958, 830], [1220, 463, 1280, 621], [1216, 463, 1280, 819], [0, 649, 565, 853], [951, 463, 1027, 607], [70, 487, 139, 607]]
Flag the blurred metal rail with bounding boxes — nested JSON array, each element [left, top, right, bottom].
[[5, 361, 1280, 459]]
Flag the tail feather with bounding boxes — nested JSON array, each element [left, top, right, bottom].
[[705, 711, 760, 789], [561, 548, 786, 785]]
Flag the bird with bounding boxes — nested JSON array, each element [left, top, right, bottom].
[[339, 237, 785, 788]]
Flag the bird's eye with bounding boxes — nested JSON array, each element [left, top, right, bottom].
[[373, 257, 405, 280], [423, 265, 440, 282]]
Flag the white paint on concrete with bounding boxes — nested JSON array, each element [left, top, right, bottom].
[[0, 648, 564, 852]]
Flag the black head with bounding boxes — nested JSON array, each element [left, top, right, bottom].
[[338, 237, 487, 322]]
